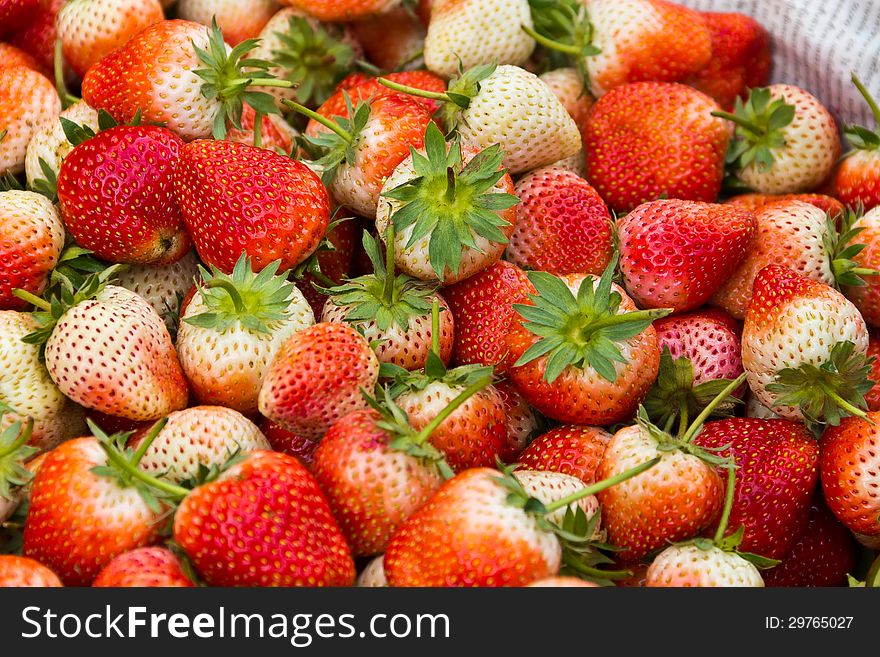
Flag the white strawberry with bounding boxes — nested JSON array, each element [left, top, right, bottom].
[[646, 543, 764, 587], [177, 0, 278, 46], [357, 555, 388, 587], [0, 67, 60, 176], [25, 101, 100, 193], [514, 469, 600, 530], [539, 67, 593, 128]]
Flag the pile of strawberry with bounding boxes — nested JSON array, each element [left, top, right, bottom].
[[1, 0, 879, 589]]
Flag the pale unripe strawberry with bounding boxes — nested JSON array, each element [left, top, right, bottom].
[[45, 285, 189, 421], [551, 149, 588, 179], [58, 0, 164, 78], [646, 544, 764, 587], [24, 101, 99, 191], [178, 0, 277, 45], [514, 470, 600, 531], [0, 66, 60, 175], [539, 67, 593, 128], [357, 555, 388, 587], [424, 0, 535, 79], [527, 576, 600, 587], [130, 406, 270, 484]]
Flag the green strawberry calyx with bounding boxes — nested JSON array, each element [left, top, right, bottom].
[[844, 73, 880, 153], [713, 87, 796, 173], [380, 121, 518, 282], [522, 0, 601, 88], [185, 254, 298, 335], [271, 16, 356, 108], [512, 257, 672, 384], [0, 414, 36, 502], [825, 205, 880, 289], [766, 340, 874, 434]]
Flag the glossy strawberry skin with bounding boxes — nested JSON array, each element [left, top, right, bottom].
[[831, 151, 880, 213], [325, 70, 447, 117], [0, 555, 62, 587], [865, 331, 880, 411], [92, 547, 195, 588], [516, 426, 611, 484], [258, 417, 321, 468], [173, 139, 330, 274], [725, 192, 844, 218]]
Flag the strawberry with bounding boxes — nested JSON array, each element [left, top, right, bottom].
[[716, 85, 840, 194], [374, 122, 517, 284], [172, 450, 356, 586], [280, 0, 399, 22], [350, 5, 426, 71], [820, 412, 880, 540], [540, 68, 594, 129], [762, 500, 857, 587], [867, 331, 880, 411], [829, 74, 880, 212], [258, 417, 320, 466], [495, 380, 540, 462], [725, 192, 844, 218], [296, 216, 357, 317], [0, 0, 39, 37], [0, 191, 64, 310], [424, 0, 535, 78], [741, 265, 871, 428], [684, 11, 772, 111], [7, 0, 63, 77], [505, 166, 613, 276], [357, 555, 388, 587], [527, 577, 600, 588], [225, 104, 299, 153], [646, 544, 764, 587], [320, 70, 447, 118], [0, 66, 59, 176], [0, 555, 62, 587], [693, 418, 819, 559], [0, 42, 43, 73], [517, 425, 611, 485], [57, 0, 164, 78], [505, 266, 667, 425], [58, 124, 192, 265], [618, 199, 757, 312], [176, 255, 315, 414], [442, 260, 534, 373], [24, 101, 99, 194], [92, 547, 195, 588], [258, 322, 380, 440], [583, 82, 728, 213], [129, 405, 270, 484], [178, 0, 278, 46], [173, 139, 330, 274], [842, 206, 880, 327]]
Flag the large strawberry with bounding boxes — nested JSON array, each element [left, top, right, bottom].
[[618, 199, 756, 312], [178, 0, 277, 46], [830, 75, 880, 212], [516, 425, 611, 485], [583, 82, 729, 213], [92, 547, 195, 588], [0, 66, 59, 175], [0, 555, 62, 587], [173, 139, 330, 274]]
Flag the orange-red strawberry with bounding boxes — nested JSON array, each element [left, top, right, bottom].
[[0, 42, 43, 73], [92, 547, 195, 588], [280, 0, 399, 22], [178, 0, 277, 45], [828, 75, 880, 212], [258, 417, 321, 467], [322, 70, 447, 118], [8, 0, 63, 77], [505, 167, 613, 276], [842, 206, 880, 327], [350, 5, 426, 71], [583, 82, 728, 213], [495, 380, 540, 462], [867, 331, 880, 411], [517, 425, 611, 485], [58, 125, 192, 265], [618, 199, 757, 312], [0, 555, 62, 587], [725, 192, 844, 218], [0, 65, 59, 176], [173, 139, 330, 274]]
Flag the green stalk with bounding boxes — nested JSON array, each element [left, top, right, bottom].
[[382, 223, 396, 305], [54, 38, 78, 109], [12, 289, 51, 312], [817, 381, 870, 421], [677, 396, 689, 441], [852, 73, 880, 128], [710, 110, 763, 136], [281, 100, 353, 142], [102, 443, 189, 501], [584, 308, 671, 334], [543, 457, 660, 513], [0, 418, 33, 460], [205, 279, 246, 314], [377, 77, 451, 103], [412, 376, 492, 446], [130, 418, 168, 469], [560, 554, 633, 581], [229, 77, 295, 89], [680, 373, 748, 445], [713, 465, 737, 544], [253, 111, 263, 149], [520, 24, 584, 56], [430, 297, 440, 357]]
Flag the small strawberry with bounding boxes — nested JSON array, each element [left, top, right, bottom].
[[357, 555, 387, 587], [517, 425, 611, 484], [92, 547, 196, 588], [0, 555, 62, 587], [829, 74, 880, 212], [258, 322, 380, 440], [540, 68, 594, 129], [583, 82, 729, 213], [506, 166, 613, 276], [716, 85, 840, 194], [258, 416, 320, 466], [646, 544, 764, 587], [178, 0, 278, 46], [350, 5, 426, 71], [618, 199, 757, 312], [725, 192, 844, 218], [281, 0, 399, 22], [24, 101, 99, 194], [0, 66, 60, 176], [495, 380, 540, 462]]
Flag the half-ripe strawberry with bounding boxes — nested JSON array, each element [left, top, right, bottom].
[[173, 139, 330, 274], [717, 85, 840, 194], [0, 66, 59, 175], [0, 555, 62, 587], [258, 322, 380, 440], [0, 42, 43, 73], [828, 75, 880, 212], [540, 68, 594, 129], [177, 256, 315, 414], [178, 0, 277, 45], [742, 265, 871, 428], [173, 450, 356, 586], [321, 70, 447, 118], [442, 260, 534, 373], [646, 544, 764, 587], [424, 0, 535, 78], [517, 426, 611, 484], [506, 266, 667, 425], [820, 412, 880, 540], [350, 5, 425, 71], [57, 0, 164, 78], [258, 417, 321, 467], [619, 200, 756, 312], [281, 0, 399, 22], [0, 191, 64, 310], [506, 167, 613, 276], [725, 192, 844, 218], [24, 101, 99, 194], [375, 123, 517, 284], [583, 82, 728, 213], [58, 125, 192, 265], [92, 547, 195, 588]]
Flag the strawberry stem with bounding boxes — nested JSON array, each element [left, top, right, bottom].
[[0, 418, 33, 461], [852, 73, 880, 128], [560, 553, 633, 580], [817, 381, 871, 422], [677, 396, 689, 441], [130, 418, 168, 469], [710, 110, 763, 136], [680, 373, 747, 445], [382, 223, 396, 305], [377, 77, 451, 103], [205, 279, 246, 314], [102, 442, 189, 501], [229, 77, 295, 89], [543, 457, 661, 513], [413, 375, 492, 446], [12, 289, 51, 312], [431, 297, 440, 357], [520, 24, 583, 56], [282, 99, 353, 143], [713, 465, 737, 544], [253, 111, 263, 149]]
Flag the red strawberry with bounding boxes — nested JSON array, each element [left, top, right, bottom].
[[258, 417, 321, 467], [495, 380, 540, 462], [762, 500, 857, 587], [296, 216, 358, 318], [8, 0, 63, 77], [92, 547, 195, 588], [725, 192, 844, 218], [618, 199, 757, 312], [505, 166, 613, 276], [58, 125, 192, 265], [584, 82, 729, 213], [517, 426, 611, 485], [866, 331, 880, 411], [350, 5, 426, 71], [173, 139, 330, 274], [829, 75, 880, 212], [0, 555, 62, 587], [323, 70, 446, 117], [0, 65, 59, 176], [281, 0, 398, 22], [0, 0, 39, 37], [225, 104, 299, 154], [178, 0, 277, 46]]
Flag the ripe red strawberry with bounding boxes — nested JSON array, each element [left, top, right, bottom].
[[296, 216, 358, 317], [685, 11, 772, 111], [0, 555, 62, 587], [0, 66, 59, 175], [0, 191, 64, 311], [0, 0, 39, 37], [618, 200, 757, 312], [443, 260, 534, 373], [820, 412, 880, 540], [506, 268, 666, 425], [350, 5, 426, 71], [178, 0, 277, 46], [281, 0, 399, 22], [495, 380, 540, 462], [866, 331, 880, 411], [57, 0, 164, 78], [742, 266, 870, 427], [173, 139, 330, 274], [173, 450, 356, 586], [517, 426, 611, 485], [8, 0, 63, 77], [693, 418, 819, 559], [762, 500, 857, 587], [842, 206, 880, 327], [829, 75, 880, 212], [505, 167, 613, 276], [322, 70, 447, 118], [258, 417, 321, 467], [58, 125, 192, 265], [725, 192, 844, 218], [584, 82, 729, 213], [92, 547, 195, 588], [258, 322, 380, 440]]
